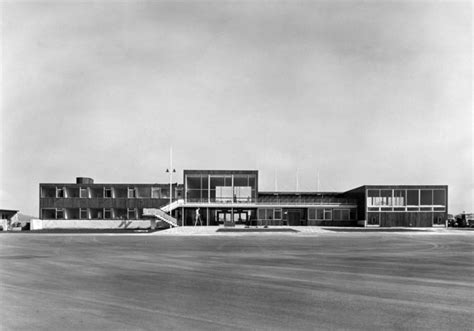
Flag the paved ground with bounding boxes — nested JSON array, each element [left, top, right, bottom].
[[1, 232, 473, 330]]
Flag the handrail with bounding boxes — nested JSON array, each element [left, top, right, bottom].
[[160, 199, 184, 212], [183, 198, 357, 205], [143, 208, 178, 227]]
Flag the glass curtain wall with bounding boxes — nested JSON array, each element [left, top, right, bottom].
[[185, 173, 257, 203], [367, 188, 446, 211]]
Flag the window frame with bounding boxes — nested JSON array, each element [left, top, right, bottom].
[[80, 208, 88, 219], [127, 208, 136, 220], [103, 208, 112, 219], [56, 208, 65, 219], [56, 187, 65, 198], [104, 187, 113, 198], [128, 187, 137, 198], [79, 187, 89, 198]]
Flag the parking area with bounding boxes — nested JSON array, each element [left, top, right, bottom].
[[1, 232, 473, 330]]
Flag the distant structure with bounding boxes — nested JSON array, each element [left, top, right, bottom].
[[38, 170, 448, 228], [0, 209, 19, 231]]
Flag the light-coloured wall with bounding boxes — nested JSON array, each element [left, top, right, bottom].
[[30, 219, 43, 230], [32, 219, 157, 230]]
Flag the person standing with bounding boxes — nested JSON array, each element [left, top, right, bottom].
[[194, 208, 202, 226]]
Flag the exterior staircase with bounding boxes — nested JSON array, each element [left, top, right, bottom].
[[142, 208, 179, 227], [160, 199, 184, 213]]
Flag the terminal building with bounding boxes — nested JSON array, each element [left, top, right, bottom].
[[39, 169, 448, 228]]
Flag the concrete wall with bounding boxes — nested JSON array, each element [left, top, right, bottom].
[[32, 219, 156, 230]]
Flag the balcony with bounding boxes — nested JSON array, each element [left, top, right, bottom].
[[183, 197, 357, 206]]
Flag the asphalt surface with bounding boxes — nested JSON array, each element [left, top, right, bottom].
[[1, 232, 473, 330]]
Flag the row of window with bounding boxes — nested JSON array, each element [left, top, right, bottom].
[[308, 208, 357, 221], [185, 174, 257, 191], [368, 207, 446, 212], [257, 208, 357, 221], [42, 187, 175, 199], [367, 189, 446, 207], [185, 186, 255, 202], [43, 208, 142, 220], [258, 208, 282, 220]]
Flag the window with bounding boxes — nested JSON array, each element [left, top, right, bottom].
[[350, 209, 357, 220], [258, 208, 281, 220], [380, 190, 392, 206], [128, 187, 137, 198], [210, 176, 225, 188], [233, 186, 252, 202], [333, 209, 350, 220], [41, 187, 56, 198], [267, 209, 273, 220], [127, 208, 136, 219], [274, 209, 282, 220], [420, 190, 433, 205], [324, 209, 332, 220], [433, 190, 446, 206], [367, 190, 379, 206], [80, 187, 88, 198], [151, 187, 161, 199], [317, 209, 324, 220], [216, 186, 233, 202], [80, 208, 88, 219], [104, 209, 111, 219], [56, 208, 65, 219], [186, 176, 202, 190], [308, 208, 316, 220], [393, 190, 406, 206], [341, 210, 350, 220], [407, 190, 419, 205], [104, 188, 113, 198], [56, 187, 65, 198], [202, 176, 209, 189]]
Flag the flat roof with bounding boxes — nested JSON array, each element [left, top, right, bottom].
[[0, 209, 19, 213], [184, 169, 258, 175], [258, 191, 342, 195]]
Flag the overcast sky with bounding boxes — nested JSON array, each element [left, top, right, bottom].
[[1, 0, 472, 216]]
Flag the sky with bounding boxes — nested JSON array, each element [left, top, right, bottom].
[[1, 0, 472, 216]]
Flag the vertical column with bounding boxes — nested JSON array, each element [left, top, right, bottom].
[[207, 208, 209, 226], [231, 174, 234, 204]]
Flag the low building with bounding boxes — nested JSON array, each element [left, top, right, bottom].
[[0, 209, 20, 231], [39, 170, 448, 228]]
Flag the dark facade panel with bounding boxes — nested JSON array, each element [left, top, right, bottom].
[[367, 212, 447, 227], [340, 186, 366, 220]]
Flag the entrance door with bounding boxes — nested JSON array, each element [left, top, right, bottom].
[[287, 210, 301, 226], [367, 212, 380, 225], [217, 211, 232, 225], [233, 211, 248, 225]]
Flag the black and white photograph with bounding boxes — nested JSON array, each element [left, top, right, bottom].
[[1, 0, 472, 330]]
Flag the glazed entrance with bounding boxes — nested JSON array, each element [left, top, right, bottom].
[[182, 208, 256, 226]]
